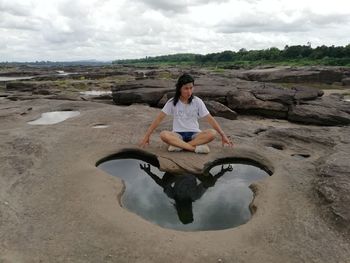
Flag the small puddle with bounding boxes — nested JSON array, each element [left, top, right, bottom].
[[28, 111, 80, 125], [97, 153, 271, 231], [0, 76, 35, 81], [92, 124, 109, 129], [292, 153, 310, 159], [80, 90, 112, 96], [265, 143, 285, 151], [56, 70, 74, 76]]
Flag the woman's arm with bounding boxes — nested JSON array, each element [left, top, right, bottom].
[[139, 111, 166, 147], [205, 114, 233, 147], [139, 163, 163, 186]]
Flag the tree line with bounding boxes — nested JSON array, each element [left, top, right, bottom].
[[112, 44, 350, 66]]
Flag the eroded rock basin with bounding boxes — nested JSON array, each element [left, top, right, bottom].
[[98, 154, 271, 231]]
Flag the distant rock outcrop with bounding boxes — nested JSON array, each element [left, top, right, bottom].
[[204, 100, 237, 120], [3, 66, 350, 126], [111, 74, 350, 126], [234, 66, 347, 84]]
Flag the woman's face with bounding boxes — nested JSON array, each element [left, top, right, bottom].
[[180, 82, 193, 100]]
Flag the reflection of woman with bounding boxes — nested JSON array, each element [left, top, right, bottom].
[[139, 163, 233, 224]]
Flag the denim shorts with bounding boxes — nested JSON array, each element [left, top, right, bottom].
[[176, 132, 198, 142]]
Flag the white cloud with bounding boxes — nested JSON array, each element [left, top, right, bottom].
[[0, 1, 33, 17], [0, 0, 349, 61], [131, 0, 230, 14], [216, 9, 350, 33]]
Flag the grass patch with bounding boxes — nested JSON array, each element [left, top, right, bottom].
[[210, 68, 226, 73], [158, 71, 174, 79], [103, 75, 134, 83]]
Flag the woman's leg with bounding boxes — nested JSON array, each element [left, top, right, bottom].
[[160, 131, 195, 151], [188, 129, 217, 147]]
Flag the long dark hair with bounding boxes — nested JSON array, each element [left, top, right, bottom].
[[172, 73, 194, 106]]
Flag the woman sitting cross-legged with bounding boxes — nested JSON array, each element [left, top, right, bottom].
[[139, 73, 233, 153]]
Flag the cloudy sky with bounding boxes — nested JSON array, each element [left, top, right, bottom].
[[1, 0, 349, 61]]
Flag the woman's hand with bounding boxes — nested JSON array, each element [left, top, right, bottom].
[[139, 135, 150, 148], [221, 164, 233, 172], [140, 163, 151, 173], [205, 114, 233, 148], [221, 134, 233, 147]]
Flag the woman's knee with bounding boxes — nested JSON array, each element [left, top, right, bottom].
[[160, 131, 175, 142], [160, 131, 169, 141], [205, 129, 217, 140]]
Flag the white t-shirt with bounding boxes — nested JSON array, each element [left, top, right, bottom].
[[161, 96, 210, 132]]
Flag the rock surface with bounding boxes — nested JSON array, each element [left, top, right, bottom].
[[0, 94, 349, 262]]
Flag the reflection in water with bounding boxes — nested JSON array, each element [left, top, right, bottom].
[[98, 158, 269, 231], [140, 163, 233, 224], [28, 111, 80, 125]]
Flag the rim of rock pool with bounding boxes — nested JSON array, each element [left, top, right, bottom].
[[96, 149, 273, 232]]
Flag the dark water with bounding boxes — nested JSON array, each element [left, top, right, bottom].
[[98, 158, 269, 231]]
